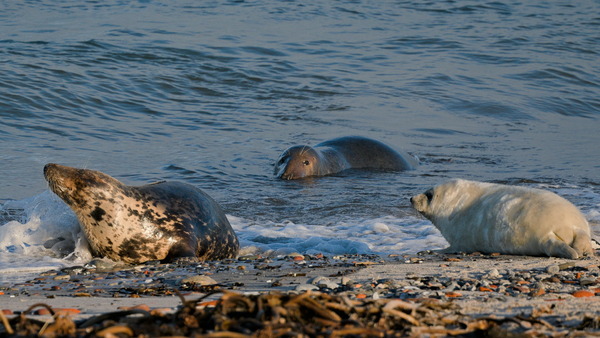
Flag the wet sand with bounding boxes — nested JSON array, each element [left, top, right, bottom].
[[1, 252, 599, 336]]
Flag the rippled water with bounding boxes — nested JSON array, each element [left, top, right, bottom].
[[1, 1, 599, 276]]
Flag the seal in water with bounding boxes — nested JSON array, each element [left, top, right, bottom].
[[410, 179, 594, 259], [44, 163, 239, 264], [274, 136, 418, 180]]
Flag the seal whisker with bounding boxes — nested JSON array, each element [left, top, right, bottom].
[[299, 145, 309, 156]]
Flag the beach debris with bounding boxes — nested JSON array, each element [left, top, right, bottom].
[[2, 290, 598, 337], [2, 253, 600, 336]]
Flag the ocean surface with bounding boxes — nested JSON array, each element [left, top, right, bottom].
[[1, 0, 599, 281]]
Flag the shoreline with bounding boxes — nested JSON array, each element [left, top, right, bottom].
[[1, 252, 599, 335]]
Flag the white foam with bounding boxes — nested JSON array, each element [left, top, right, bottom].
[[0, 191, 92, 275], [229, 214, 449, 257]]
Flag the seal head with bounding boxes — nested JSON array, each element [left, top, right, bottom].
[[274, 145, 334, 180], [44, 163, 239, 264]]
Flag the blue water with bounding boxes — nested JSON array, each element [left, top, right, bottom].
[[1, 1, 599, 276]]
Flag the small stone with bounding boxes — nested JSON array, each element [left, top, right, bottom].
[[530, 288, 545, 297], [375, 283, 388, 289], [53, 275, 71, 281], [547, 276, 561, 283], [487, 269, 500, 278], [309, 276, 330, 285], [580, 278, 597, 286], [74, 293, 92, 297], [181, 275, 218, 285], [546, 265, 560, 274], [39, 271, 58, 276], [572, 290, 595, 298], [238, 255, 261, 261], [87, 258, 118, 270], [341, 277, 353, 286], [309, 276, 339, 289], [559, 262, 575, 270], [445, 291, 462, 298], [295, 284, 319, 292], [443, 282, 459, 291]]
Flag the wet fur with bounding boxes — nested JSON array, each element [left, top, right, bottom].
[[44, 163, 239, 264], [274, 136, 418, 180]]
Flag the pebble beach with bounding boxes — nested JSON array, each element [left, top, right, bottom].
[[2, 252, 599, 336]]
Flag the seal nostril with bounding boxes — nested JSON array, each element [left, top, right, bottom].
[[43, 163, 53, 177]]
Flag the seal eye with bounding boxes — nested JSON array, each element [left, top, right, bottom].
[[303, 160, 310, 166], [424, 189, 434, 202]]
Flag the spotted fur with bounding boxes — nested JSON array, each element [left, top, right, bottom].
[[44, 163, 239, 264]]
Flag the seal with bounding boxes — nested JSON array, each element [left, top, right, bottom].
[[43, 163, 239, 264], [274, 136, 418, 180], [410, 179, 594, 259]]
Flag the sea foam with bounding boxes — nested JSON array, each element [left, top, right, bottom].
[[0, 191, 449, 276]]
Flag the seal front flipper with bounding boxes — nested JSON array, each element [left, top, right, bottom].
[[163, 241, 199, 263], [543, 233, 579, 259]]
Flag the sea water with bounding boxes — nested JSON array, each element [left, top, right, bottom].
[[1, 0, 599, 281]]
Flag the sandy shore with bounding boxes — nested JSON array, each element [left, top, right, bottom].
[[1, 252, 599, 335]]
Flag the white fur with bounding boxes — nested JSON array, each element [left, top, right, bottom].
[[411, 179, 593, 259]]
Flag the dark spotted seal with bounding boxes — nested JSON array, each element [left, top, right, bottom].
[[44, 163, 239, 264], [274, 136, 418, 180]]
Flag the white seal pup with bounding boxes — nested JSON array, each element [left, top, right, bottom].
[[410, 179, 593, 259], [274, 136, 418, 180], [44, 163, 239, 264]]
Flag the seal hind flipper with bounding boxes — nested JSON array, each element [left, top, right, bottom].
[[543, 233, 579, 259]]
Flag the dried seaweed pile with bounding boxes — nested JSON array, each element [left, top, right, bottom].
[[1, 291, 597, 337]]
